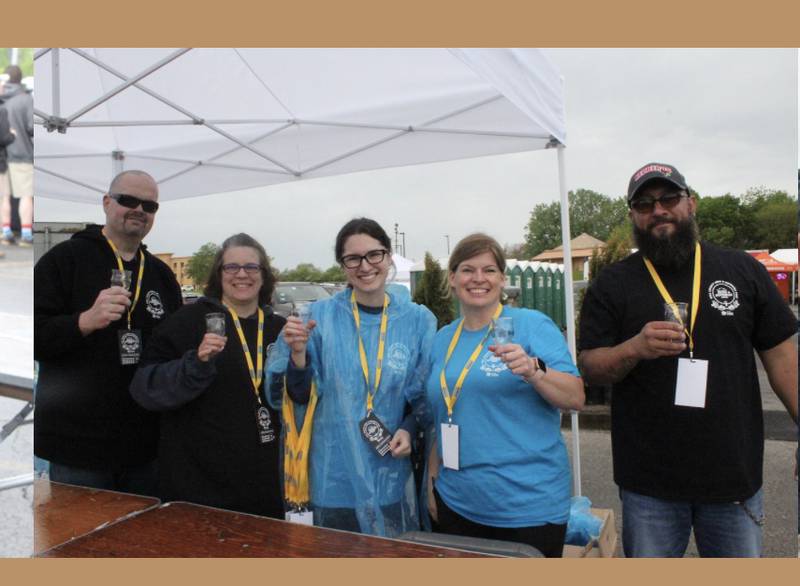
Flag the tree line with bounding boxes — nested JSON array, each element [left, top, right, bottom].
[[184, 187, 795, 289], [184, 242, 346, 289], [522, 187, 796, 258]]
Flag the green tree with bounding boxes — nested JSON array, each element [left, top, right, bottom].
[[523, 189, 628, 258], [587, 223, 633, 282], [412, 253, 455, 328], [695, 194, 747, 249], [320, 264, 346, 282], [186, 242, 220, 289], [280, 263, 324, 282], [0, 49, 34, 77], [751, 198, 797, 250]]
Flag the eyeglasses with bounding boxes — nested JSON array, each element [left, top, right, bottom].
[[340, 249, 389, 269], [221, 263, 262, 275], [110, 193, 160, 214], [630, 192, 687, 213]]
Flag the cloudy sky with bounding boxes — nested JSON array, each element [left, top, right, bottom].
[[37, 48, 798, 270]]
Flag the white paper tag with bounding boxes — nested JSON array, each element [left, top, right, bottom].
[[674, 358, 708, 408], [441, 422, 459, 470], [285, 510, 314, 525]]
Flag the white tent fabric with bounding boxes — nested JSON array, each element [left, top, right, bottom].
[[770, 248, 798, 265], [391, 253, 416, 283], [34, 48, 564, 203], [34, 47, 582, 494]]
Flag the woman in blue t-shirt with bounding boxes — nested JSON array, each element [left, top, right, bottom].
[[426, 233, 584, 557]]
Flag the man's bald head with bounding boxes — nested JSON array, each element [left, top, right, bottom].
[[103, 170, 160, 244], [108, 170, 158, 197]]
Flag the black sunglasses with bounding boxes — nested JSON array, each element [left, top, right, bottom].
[[630, 192, 687, 214], [110, 193, 160, 214]]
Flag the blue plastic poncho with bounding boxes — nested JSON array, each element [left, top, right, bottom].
[[267, 287, 436, 537]]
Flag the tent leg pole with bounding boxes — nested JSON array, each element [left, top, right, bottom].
[[556, 145, 581, 497]]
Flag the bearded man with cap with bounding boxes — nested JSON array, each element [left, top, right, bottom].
[[577, 162, 797, 557]]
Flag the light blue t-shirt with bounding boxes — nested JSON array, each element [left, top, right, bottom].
[[426, 306, 579, 527]]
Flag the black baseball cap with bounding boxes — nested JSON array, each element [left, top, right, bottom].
[[627, 162, 688, 203]]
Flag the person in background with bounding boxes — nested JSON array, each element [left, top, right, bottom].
[[130, 233, 285, 517], [578, 162, 797, 557], [0, 66, 33, 246], [267, 217, 437, 536], [0, 100, 15, 258], [425, 232, 583, 558], [34, 170, 182, 495]]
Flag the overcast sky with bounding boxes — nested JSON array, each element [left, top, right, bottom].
[[37, 48, 798, 270]]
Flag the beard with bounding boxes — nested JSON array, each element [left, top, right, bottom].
[[633, 214, 698, 270]]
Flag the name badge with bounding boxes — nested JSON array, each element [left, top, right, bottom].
[[118, 329, 142, 365], [674, 358, 708, 408], [440, 422, 459, 470], [359, 412, 392, 456], [285, 510, 314, 525], [255, 406, 276, 444]]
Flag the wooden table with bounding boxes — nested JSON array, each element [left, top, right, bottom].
[[40, 501, 488, 557], [35, 480, 161, 554]]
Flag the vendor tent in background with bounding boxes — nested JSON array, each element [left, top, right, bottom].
[[34, 47, 583, 493], [748, 250, 798, 303]]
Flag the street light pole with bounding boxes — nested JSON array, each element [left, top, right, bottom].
[[399, 232, 406, 257], [444, 234, 450, 255], [394, 223, 399, 254]]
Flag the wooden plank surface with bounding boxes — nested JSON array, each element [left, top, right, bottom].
[[35, 480, 160, 555], [41, 501, 487, 558], [0, 382, 33, 402]]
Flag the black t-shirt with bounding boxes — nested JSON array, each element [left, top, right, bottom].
[[578, 242, 795, 502]]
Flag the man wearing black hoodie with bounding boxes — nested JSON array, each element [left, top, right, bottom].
[[34, 170, 182, 495]]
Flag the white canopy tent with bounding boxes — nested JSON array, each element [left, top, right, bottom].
[[34, 48, 582, 493]]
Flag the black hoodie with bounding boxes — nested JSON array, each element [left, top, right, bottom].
[[34, 224, 183, 469], [130, 297, 285, 518]]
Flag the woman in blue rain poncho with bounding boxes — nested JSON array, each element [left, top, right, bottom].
[[267, 218, 437, 537]]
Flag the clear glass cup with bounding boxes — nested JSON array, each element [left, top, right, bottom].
[[205, 312, 226, 336], [664, 302, 688, 326], [492, 316, 514, 345], [110, 269, 132, 290], [291, 302, 312, 325]]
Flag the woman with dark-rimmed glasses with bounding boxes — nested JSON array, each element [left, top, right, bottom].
[[130, 233, 285, 517], [267, 217, 437, 536]]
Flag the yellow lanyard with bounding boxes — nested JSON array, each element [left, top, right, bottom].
[[105, 236, 145, 331], [643, 242, 702, 359], [351, 290, 390, 414], [439, 303, 503, 422], [282, 382, 318, 508], [224, 305, 265, 403]]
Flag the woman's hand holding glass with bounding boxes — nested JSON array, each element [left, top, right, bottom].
[[198, 333, 227, 362], [283, 315, 317, 368], [489, 342, 542, 383]]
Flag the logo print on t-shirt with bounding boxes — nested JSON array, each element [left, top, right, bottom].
[[145, 290, 165, 319], [479, 350, 508, 377], [708, 280, 739, 316]]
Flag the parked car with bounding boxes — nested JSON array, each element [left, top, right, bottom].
[[271, 282, 332, 317]]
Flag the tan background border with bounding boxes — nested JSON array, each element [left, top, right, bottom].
[[4, 0, 800, 46], [4, 0, 799, 580]]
